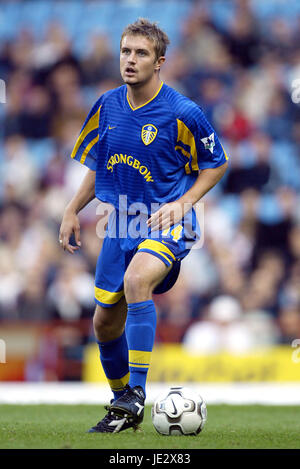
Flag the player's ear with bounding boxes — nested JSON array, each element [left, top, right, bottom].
[[154, 56, 165, 71]]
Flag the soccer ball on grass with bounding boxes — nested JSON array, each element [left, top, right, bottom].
[[151, 386, 207, 436]]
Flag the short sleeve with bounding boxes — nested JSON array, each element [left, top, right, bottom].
[[176, 105, 228, 174], [70, 97, 102, 170]]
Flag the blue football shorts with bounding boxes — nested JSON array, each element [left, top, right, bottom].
[[94, 210, 200, 307]]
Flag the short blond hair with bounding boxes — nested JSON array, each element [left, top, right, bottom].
[[120, 18, 170, 60]]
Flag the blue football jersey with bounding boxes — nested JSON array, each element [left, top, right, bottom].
[[71, 82, 228, 213]]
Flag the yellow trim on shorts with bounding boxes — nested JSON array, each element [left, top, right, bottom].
[[94, 286, 124, 305], [137, 239, 176, 262]]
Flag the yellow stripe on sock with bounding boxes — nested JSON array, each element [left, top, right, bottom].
[[128, 363, 149, 369], [107, 372, 130, 392], [129, 350, 151, 366]]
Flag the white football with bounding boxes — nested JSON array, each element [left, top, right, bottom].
[[151, 386, 207, 436]]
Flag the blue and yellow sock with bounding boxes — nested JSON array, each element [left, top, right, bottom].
[[97, 331, 129, 401], [125, 300, 157, 397]]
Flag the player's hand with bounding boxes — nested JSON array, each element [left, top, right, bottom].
[[147, 201, 186, 232], [59, 209, 81, 254]]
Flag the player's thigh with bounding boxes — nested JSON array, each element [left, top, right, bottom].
[[124, 251, 172, 293], [93, 296, 127, 333]]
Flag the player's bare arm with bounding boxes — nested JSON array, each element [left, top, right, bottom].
[[59, 169, 96, 253], [147, 161, 228, 232]]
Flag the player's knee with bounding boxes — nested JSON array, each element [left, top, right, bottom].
[[124, 270, 149, 299], [93, 306, 116, 341]]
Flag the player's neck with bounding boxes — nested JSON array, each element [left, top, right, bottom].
[[127, 77, 162, 109]]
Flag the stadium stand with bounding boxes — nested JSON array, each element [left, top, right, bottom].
[[0, 0, 300, 382]]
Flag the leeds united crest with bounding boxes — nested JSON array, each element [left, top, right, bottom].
[[141, 124, 157, 146]]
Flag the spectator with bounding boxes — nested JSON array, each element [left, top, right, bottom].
[[0, 1, 299, 349], [183, 295, 256, 354]]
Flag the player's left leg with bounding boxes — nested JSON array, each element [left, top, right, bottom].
[[109, 251, 172, 423]]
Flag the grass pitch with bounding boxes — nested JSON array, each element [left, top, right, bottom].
[[0, 404, 299, 449]]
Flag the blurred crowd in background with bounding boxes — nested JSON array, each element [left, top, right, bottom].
[[0, 0, 300, 353]]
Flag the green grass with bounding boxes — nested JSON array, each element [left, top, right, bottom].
[[0, 404, 299, 449]]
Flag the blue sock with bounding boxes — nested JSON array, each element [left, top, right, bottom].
[[125, 300, 157, 397], [97, 331, 129, 401]]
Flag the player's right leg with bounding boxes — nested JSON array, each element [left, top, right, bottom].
[[88, 235, 133, 433], [93, 298, 129, 401], [88, 298, 136, 433]]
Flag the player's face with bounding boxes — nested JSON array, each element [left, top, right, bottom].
[[120, 35, 163, 86]]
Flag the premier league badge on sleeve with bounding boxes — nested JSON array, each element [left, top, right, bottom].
[[141, 124, 158, 146], [201, 132, 215, 154]]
